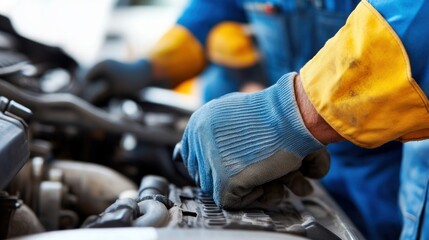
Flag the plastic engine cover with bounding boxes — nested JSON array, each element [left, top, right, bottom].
[[0, 96, 30, 190]]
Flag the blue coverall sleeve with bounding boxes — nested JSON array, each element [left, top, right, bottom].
[[176, 0, 247, 45], [299, 0, 429, 147], [369, 0, 429, 96], [363, 3, 429, 238]]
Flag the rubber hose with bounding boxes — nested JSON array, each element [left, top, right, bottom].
[[133, 200, 169, 227]]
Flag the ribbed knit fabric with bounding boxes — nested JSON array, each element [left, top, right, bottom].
[[180, 72, 324, 195], [209, 72, 323, 176]]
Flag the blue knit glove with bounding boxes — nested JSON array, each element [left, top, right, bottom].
[[181, 72, 329, 209]]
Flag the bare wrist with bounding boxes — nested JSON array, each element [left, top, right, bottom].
[[294, 74, 344, 145]]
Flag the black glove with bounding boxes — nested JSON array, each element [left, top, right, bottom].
[[83, 59, 153, 102]]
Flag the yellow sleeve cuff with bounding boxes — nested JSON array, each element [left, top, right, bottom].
[[300, 1, 429, 148], [207, 22, 259, 68], [149, 25, 206, 86]]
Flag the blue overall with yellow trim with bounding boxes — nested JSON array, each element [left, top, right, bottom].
[[173, 0, 429, 239], [177, 1, 402, 239]]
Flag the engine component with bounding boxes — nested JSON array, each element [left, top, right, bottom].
[[134, 175, 170, 227], [79, 174, 362, 240], [168, 182, 360, 240], [134, 200, 169, 227], [7, 203, 44, 238], [82, 198, 139, 228], [0, 191, 43, 238], [8, 157, 138, 233], [0, 192, 22, 238], [0, 50, 28, 77], [38, 169, 80, 231], [38, 181, 64, 231], [138, 175, 169, 198], [0, 80, 181, 145], [0, 96, 31, 190], [82, 175, 170, 229], [23, 174, 364, 240], [50, 160, 137, 216]]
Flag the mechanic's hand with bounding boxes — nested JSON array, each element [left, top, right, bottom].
[[181, 72, 329, 209], [84, 59, 153, 102]]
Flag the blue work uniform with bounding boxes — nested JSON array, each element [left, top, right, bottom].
[[177, 1, 406, 239], [402, 140, 429, 239]]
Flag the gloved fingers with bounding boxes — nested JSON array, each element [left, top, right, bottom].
[[238, 185, 268, 208], [85, 59, 117, 81], [221, 178, 289, 210], [281, 171, 313, 197], [182, 108, 217, 195], [217, 149, 303, 209], [300, 148, 330, 179], [246, 180, 288, 209], [180, 128, 200, 186], [221, 185, 264, 209]]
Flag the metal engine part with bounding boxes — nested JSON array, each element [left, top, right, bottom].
[[6, 157, 138, 237], [0, 192, 44, 239], [82, 175, 170, 229], [74, 175, 364, 240], [0, 96, 32, 191], [167, 182, 362, 240], [49, 160, 137, 216], [182, 178, 360, 239], [7, 203, 44, 238]]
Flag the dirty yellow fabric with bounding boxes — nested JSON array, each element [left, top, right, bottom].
[[207, 22, 259, 68], [300, 0, 429, 148], [149, 25, 206, 87]]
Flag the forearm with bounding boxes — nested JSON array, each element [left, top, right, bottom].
[[294, 75, 344, 145]]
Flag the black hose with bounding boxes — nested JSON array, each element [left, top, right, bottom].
[[138, 175, 169, 198], [0, 80, 181, 145], [133, 175, 172, 227], [133, 200, 169, 227]]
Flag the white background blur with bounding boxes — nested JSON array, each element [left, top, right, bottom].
[[0, 0, 188, 66]]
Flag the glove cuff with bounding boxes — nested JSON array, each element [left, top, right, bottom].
[[133, 59, 175, 89], [272, 72, 324, 158], [210, 72, 323, 176]]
